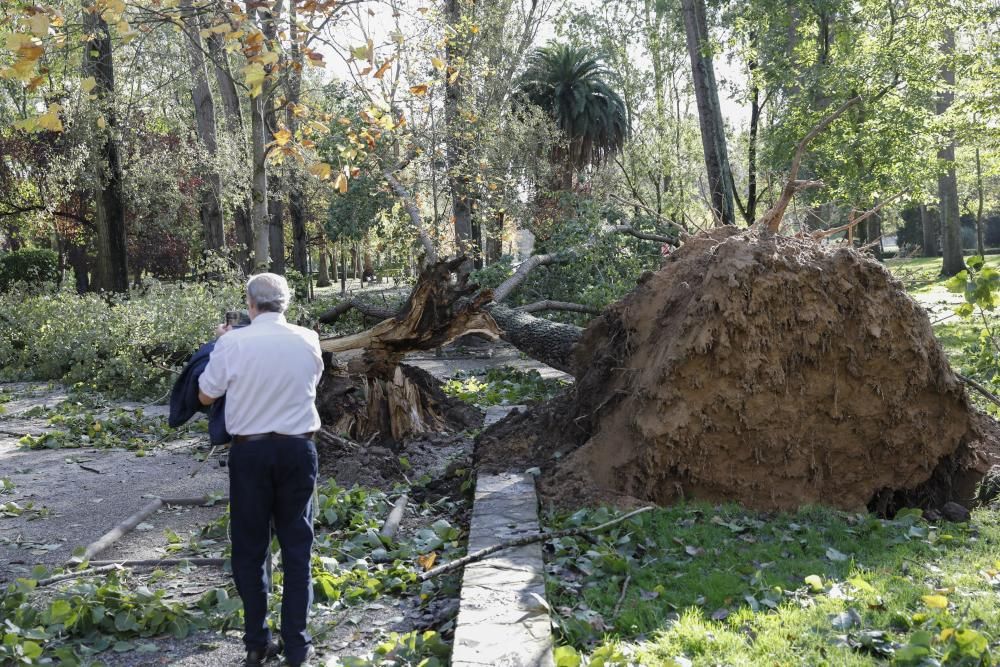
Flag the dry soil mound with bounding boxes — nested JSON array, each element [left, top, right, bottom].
[[478, 227, 999, 512]]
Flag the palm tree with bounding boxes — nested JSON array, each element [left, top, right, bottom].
[[516, 43, 629, 189]]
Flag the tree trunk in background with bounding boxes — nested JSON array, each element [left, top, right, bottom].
[[268, 185, 285, 274], [317, 247, 331, 287], [340, 243, 347, 295], [937, 29, 963, 277], [976, 146, 985, 257], [250, 91, 270, 270], [445, 0, 475, 261], [67, 244, 89, 294], [921, 204, 939, 257], [262, 1, 284, 273], [182, 0, 225, 252], [286, 1, 308, 275], [680, 0, 735, 226], [745, 36, 761, 222], [83, 3, 128, 292], [207, 21, 253, 272]]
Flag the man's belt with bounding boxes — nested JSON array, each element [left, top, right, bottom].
[[231, 432, 316, 444]]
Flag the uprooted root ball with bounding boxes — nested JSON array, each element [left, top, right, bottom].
[[477, 227, 999, 512]]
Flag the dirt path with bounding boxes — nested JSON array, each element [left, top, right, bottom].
[[0, 383, 227, 576]]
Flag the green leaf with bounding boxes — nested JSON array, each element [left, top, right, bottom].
[[553, 645, 582, 667], [967, 255, 985, 270], [804, 575, 824, 591]]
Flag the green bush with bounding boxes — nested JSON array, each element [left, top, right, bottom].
[[0, 248, 59, 291], [0, 279, 245, 399]]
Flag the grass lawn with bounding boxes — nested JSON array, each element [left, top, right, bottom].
[[545, 505, 1000, 666], [541, 257, 1000, 666], [885, 255, 1000, 294]]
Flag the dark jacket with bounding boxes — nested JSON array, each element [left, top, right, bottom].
[[168, 341, 231, 445]]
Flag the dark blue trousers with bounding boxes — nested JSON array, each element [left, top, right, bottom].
[[228, 436, 317, 664]]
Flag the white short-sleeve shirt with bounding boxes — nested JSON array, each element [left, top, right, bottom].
[[199, 312, 323, 436]]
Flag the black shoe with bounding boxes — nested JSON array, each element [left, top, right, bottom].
[[244, 641, 282, 666], [282, 644, 314, 667]]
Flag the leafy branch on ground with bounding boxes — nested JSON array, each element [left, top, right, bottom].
[[443, 368, 569, 408]]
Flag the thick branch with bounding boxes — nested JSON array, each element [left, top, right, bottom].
[[487, 304, 581, 374], [755, 96, 862, 233], [384, 151, 436, 265], [318, 299, 396, 325], [516, 300, 601, 315], [608, 225, 675, 244], [492, 253, 564, 303]]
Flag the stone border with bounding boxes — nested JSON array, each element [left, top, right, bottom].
[[450, 472, 555, 667]]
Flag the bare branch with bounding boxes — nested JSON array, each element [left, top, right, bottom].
[[609, 193, 689, 238], [608, 225, 676, 245], [755, 96, 862, 233], [813, 191, 907, 239], [516, 300, 601, 315]]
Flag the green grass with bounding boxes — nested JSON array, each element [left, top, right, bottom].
[[886, 255, 1000, 294], [545, 504, 1000, 666]]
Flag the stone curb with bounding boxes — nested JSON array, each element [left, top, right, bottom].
[[450, 472, 555, 667]]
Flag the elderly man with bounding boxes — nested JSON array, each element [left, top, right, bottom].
[[198, 273, 323, 667]]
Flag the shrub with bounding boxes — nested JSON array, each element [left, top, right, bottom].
[[0, 248, 59, 291], [0, 279, 245, 399]]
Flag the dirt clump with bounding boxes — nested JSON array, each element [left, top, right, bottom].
[[477, 227, 1000, 512]]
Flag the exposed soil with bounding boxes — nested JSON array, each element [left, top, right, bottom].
[[477, 227, 1000, 513]]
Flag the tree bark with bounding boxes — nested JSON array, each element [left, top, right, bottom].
[[680, 0, 735, 226], [285, 0, 309, 275], [445, 0, 476, 261], [181, 0, 225, 252], [83, 2, 129, 292], [250, 90, 270, 270], [317, 246, 331, 287], [268, 184, 285, 274], [975, 145, 985, 257], [207, 18, 253, 272], [921, 203, 939, 257], [938, 28, 963, 277]]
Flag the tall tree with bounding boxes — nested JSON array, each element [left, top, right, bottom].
[[680, 0, 735, 226], [286, 0, 308, 275], [181, 0, 225, 252], [938, 28, 963, 276], [82, 1, 129, 291], [516, 43, 629, 189], [445, 0, 475, 261], [206, 20, 254, 272]]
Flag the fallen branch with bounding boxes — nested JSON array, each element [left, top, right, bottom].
[[318, 298, 396, 325], [756, 96, 862, 233], [71, 495, 227, 565], [379, 494, 408, 541], [957, 373, 1000, 409], [37, 558, 227, 587], [612, 573, 632, 619], [418, 506, 653, 581], [316, 428, 360, 450], [608, 225, 676, 245], [516, 300, 601, 316], [493, 253, 563, 303]]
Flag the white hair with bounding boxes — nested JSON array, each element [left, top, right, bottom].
[[246, 273, 291, 313]]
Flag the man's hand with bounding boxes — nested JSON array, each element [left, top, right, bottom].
[[216, 323, 233, 338], [198, 390, 217, 406]]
